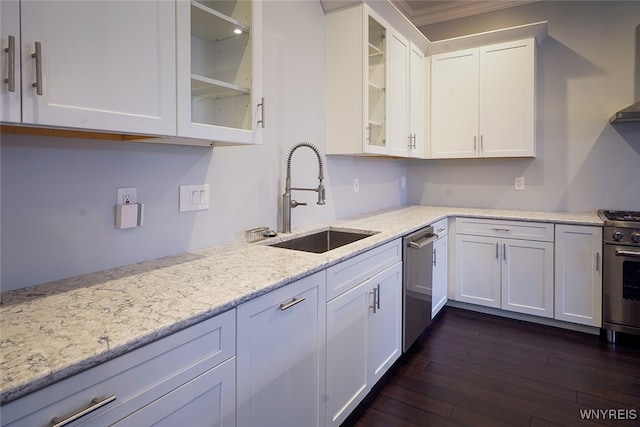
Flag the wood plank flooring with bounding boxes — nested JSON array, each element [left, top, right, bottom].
[[345, 307, 640, 427]]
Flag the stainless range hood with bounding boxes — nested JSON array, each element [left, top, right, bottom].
[[610, 101, 640, 124]]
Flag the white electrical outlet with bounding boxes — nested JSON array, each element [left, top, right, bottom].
[[515, 177, 525, 191], [353, 178, 360, 193], [116, 187, 137, 205]]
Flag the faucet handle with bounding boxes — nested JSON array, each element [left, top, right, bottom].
[[291, 200, 307, 208]]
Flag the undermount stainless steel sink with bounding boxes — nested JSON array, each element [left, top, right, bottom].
[[268, 228, 378, 254]]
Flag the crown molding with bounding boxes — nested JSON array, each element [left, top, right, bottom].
[[392, 1, 540, 26]]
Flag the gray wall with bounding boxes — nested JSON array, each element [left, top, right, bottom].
[[0, 0, 408, 291], [409, 1, 640, 211]]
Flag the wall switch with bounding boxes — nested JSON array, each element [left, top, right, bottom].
[[180, 184, 210, 212], [116, 187, 137, 205], [515, 176, 525, 191], [401, 176, 406, 189], [353, 178, 360, 193]]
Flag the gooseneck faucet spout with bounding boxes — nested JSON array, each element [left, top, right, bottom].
[[282, 142, 326, 233]]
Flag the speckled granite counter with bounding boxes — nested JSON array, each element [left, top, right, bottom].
[[0, 205, 602, 404]]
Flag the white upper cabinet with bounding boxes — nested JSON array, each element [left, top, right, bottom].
[[325, 3, 428, 157], [431, 38, 536, 159], [430, 48, 479, 159], [1, 0, 21, 123], [16, 0, 176, 136], [388, 30, 426, 158], [176, 0, 263, 145], [409, 43, 426, 158]]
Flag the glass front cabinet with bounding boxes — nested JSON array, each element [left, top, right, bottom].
[[366, 14, 387, 153], [177, 0, 263, 145]]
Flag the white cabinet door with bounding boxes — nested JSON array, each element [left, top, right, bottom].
[[479, 39, 535, 157], [176, 0, 263, 145], [367, 262, 402, 386], [501, 239, 554, 318], [409, 43, 426, 158], [19, 0, 176, 136], [554, 225, 603, 327], [430, 39, 536, 159], [430, 48, 479, 159], [387, 29, 410, 157], [1, 0, 20, 123], [455, 234, 501, 308], [325, 261, 402, 427], [432, 235, 448, 317], [113, 357, 236, 427], [237, 271, 325, 427], [326, 279, 369, 427]]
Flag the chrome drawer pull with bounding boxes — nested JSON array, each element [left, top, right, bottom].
[[492, 228, 511, 233], [279, 296, 305, 311], [51, 395, 116, 427]]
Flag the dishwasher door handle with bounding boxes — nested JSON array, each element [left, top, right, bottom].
[[408, 233, 438, 250]]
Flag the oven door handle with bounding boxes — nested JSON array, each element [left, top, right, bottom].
[[616, 249, 640, 258], [408, 233, 438, 250]]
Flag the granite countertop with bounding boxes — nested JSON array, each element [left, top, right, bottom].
[[0, 205, 603, 404]]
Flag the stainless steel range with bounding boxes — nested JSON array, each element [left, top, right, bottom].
[[599, 210, 640, 342]]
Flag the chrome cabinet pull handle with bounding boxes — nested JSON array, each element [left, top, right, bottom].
[[492, 228, 511, 233], [4, 35, 15, 92], [370, 284, 380, 313], [480, 134, 484, 151], [51, 395, 116, 427], [433, 248, 437, 267], [596, 252, 600, 271], [279, 296, 305, 311], [257, 97, 265, 128], [474, 135, 477, 151], [503, 243, 507, 261], [32, 41, 43, 95], [495, 242, 499, 259]]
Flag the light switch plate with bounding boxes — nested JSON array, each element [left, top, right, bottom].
[[180, 184, 210, 212]]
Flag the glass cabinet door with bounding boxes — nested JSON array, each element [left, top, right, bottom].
[[178, 0, 262, 144], [366, 15, 387, 151]]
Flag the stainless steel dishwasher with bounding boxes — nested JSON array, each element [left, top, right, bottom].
[[403, 225, 438, 352]]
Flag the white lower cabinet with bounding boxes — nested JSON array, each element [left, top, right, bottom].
[[236, 271, 326, 427], [554, 225, 603, 327], [113, 357, 236, 426], [1, 310, 236, 427], [455, 218, 554, 317], [325, 261, 402, 427]]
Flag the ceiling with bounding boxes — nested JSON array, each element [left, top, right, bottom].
[[391, 1, 539, 26]]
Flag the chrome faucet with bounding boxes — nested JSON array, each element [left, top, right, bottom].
[[282, 142, 326, 233]]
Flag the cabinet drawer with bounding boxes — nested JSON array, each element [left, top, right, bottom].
[[431, 217, 448, 237], [326, 239, 401, 301], [456, 217, 554, 242], [2, 309, 236, 427]]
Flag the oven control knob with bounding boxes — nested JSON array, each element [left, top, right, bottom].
[[613, 231, 624, 241], [632, 233, 640, 243]]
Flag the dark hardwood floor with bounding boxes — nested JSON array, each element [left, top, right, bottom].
[[346, 307, 640, 427]]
